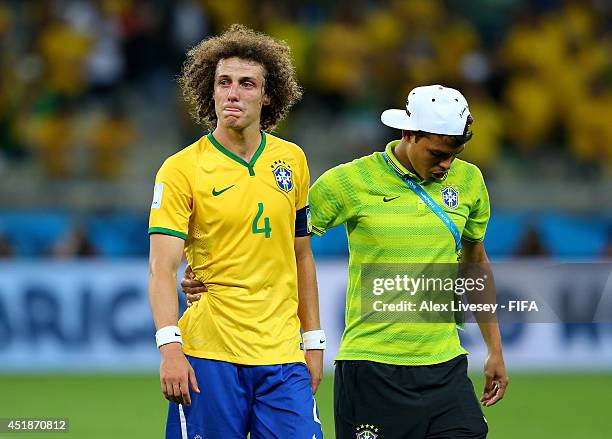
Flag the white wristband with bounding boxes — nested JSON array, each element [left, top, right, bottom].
[[302, 330, 326, 350], [155, 326, 183, 348]]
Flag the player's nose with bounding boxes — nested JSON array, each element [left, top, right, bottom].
[[226, 84, 239, 101], [439, 158, 453, 170]]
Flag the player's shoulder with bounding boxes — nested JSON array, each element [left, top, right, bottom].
[[448, 159, 487, 199], [163, 138, 200, 163], [451, 158, 485, 182], [323, 152, 381, 179], [157, 136, 205, 176], [265, 132, 306, 159], [350, 151, 383, 170]]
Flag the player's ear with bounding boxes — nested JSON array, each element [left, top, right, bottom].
[[262, 93, 271, 106]]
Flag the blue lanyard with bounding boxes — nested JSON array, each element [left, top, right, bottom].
[[383, 152, 462, 260]]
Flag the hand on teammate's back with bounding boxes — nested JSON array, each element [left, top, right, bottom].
[[181, 265, 207, 305]]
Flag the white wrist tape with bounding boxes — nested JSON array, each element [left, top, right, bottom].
[[302, 329, 326, 350], [155, 326, 183, 348]]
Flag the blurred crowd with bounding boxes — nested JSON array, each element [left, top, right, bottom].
[[0, 0, 610, 183], [0, 209, 610, 259], [0, 0, 610, 261]]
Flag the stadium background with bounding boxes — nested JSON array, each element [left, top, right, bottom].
[[0, 0, 611, 437]]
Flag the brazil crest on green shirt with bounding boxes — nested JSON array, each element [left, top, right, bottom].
[[309, 141, 490, 366]]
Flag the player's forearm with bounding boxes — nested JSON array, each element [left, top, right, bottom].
[[464, 260, 501, 349], [148, 267, 180, 329], [461, 239, 503, 354], [473, 272, 503, 355], [296, 244, 321, 332], [473, 263, 503, 354], [478, 322, 503, 354]]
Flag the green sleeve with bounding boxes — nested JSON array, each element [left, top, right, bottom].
[[462, 168, 490, 242], [308, 167, 351, 235]]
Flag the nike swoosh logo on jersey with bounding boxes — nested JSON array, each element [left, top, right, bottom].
[[383, 196, 400, 202], [212, 185, 235, 196]]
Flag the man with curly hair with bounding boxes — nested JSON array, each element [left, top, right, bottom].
[[148, 24, 324, 439]]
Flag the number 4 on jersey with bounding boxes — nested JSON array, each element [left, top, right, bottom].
[[252, 202, 271, 238]]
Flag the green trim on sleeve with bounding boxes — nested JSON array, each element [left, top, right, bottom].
[[311, 225, 326, 236], [208, 131, 266, 176], [148, 227, 188, 240], [461, 235, 485, 243]]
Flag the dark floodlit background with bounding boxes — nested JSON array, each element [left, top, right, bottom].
[[0, 1, 610, 438]]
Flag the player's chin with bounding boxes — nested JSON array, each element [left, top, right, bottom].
[[222, 115, 244, 127]]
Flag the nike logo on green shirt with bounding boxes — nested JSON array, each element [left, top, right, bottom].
[[383, 196, 400, 202], [212, 185, 235, 196]]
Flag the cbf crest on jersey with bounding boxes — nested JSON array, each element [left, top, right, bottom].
[[271, 160, 294, 192], [441, 186, 459, 209], [355, 424, 379, 439]]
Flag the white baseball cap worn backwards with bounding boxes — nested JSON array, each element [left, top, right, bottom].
[[381, 85, 471, 135]]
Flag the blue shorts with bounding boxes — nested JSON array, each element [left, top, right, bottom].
[[166, 356, 323, 439]]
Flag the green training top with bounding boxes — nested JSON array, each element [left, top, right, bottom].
[[309, 141, 490, 365]]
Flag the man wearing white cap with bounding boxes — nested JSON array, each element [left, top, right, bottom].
[[308, 85, 508, 438]]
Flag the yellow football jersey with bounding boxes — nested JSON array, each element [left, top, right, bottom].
[[149, 132, 310, 365]]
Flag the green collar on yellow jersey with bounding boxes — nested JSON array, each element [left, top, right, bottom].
[[384, 140, 423, 182], [207, 131, 267, 176]]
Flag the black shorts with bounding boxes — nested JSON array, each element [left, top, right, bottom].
[[334, 355, 488, 439]]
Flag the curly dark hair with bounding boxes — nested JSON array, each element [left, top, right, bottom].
[[179, 24, 303, 132]]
